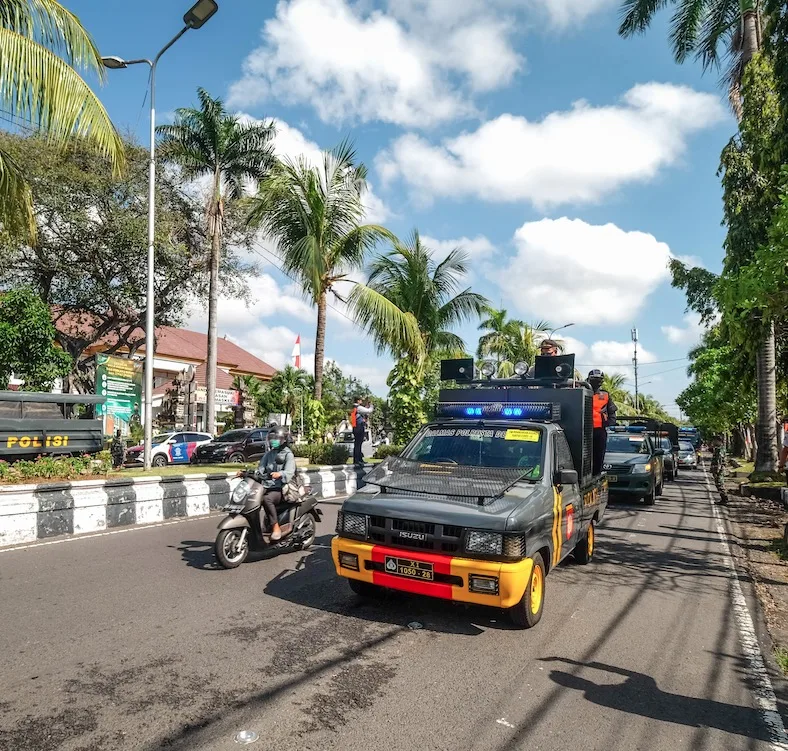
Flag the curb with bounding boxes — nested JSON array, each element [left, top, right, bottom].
[[0, 464, 367, 548]]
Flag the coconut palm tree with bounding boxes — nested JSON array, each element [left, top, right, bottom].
[[247, 141, 396, 401], [619, 0, 764, 115], [0, 0, 124, 238], [268, 365, 310, 426], [351, 232, 489, 363], [157, 89, 276, 433], [477, 307, 523, 361], [601, 373, 629, 404]]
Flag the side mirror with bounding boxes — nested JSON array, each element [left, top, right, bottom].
[[555, 469, 578, 486], [167, 438, 176, 445], [654, 448, 665, 456]]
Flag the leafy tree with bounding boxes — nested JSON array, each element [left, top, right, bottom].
[[477, 307, 523, 360], [247, 142, 398, 401], [0, 286, 70, 390], [321, 360, 371, 429], [268, 365, 310, 427], [351, 232, 488, 442], [0, 0, 123, 239], [157, 89, 276, 433], [0, 133, 255, 393]]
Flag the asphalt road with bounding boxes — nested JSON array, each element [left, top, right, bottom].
[[1, 467, 786, 751]]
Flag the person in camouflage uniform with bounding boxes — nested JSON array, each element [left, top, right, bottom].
[[710, 437, 726, 487]]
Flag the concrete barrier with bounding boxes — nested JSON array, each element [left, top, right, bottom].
[[0, 464, 366, 548]]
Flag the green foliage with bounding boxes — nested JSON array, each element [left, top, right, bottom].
[[267, 365, 311, 425], [321, 360, 370, 428], [0, 286, 71, 390], [373, 444, 403, 460], [0, 133, 256, 391], [0, 451, 112, 484], [304, 398, 326, 443], [291, 442, 350, 466], [476, 307, 552, 370], [388, 358, 427, 444]]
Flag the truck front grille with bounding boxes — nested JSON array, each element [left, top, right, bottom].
[[367, 515, 464, 554]]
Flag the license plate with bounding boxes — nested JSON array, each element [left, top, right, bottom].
[[384, 556, 434, 581], [606, 475, 618, 483]]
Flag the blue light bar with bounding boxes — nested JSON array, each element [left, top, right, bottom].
[[437, 402, 559, 420], [609, 425, 646, 433]]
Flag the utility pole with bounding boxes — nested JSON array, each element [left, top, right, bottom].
[[631, 327, 639, 413]]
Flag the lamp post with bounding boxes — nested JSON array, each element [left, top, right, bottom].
[[549, 322, 575, 340], [102, 0, 219, 470]]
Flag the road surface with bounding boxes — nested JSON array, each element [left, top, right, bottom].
[[0, 467, 786, 751]]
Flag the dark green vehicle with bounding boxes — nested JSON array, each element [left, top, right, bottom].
[[332, 358, 608, 629], [0, 391, 106, 461], [603, 424, 666, 505]]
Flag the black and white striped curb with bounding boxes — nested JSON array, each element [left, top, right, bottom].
[[0, 464, 367, 548]]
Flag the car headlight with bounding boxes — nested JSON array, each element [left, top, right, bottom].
[[632, 463, 651, 474], [337, 511, 367, 537], [466, 530, 503, 555]]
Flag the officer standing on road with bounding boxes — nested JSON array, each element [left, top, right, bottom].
[[350, 397, 373, 468], [587, 369, 617, 476]]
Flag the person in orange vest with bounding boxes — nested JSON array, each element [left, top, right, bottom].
[[350, 396, 374, 467], [587, 369, 617, 476]]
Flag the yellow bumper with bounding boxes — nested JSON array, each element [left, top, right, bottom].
[[331, 536, 534, 609]]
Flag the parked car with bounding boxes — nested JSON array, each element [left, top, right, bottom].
[[677, 441, 698, 469], [335, 430, 355, 453], [659, 436, 679, 481], [125, 431, 213, 467], [191, 428, 269, 465]]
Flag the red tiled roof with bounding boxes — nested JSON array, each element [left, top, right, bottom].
[[194, 364, 235, 389], [54, 311, 276, 379]]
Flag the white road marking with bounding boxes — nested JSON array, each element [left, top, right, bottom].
[[496, 718, 515, 729], [702, 463, 788, 751]]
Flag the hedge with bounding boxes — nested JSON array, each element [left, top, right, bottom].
[[373, 444, 403, 460], [293, 443, 351, 466], [0, 451, 113, 483]]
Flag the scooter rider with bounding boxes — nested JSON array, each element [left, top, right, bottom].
[[257, 427, 296, 541]]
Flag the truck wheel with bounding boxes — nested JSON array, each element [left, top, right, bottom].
[[644, 483, 656, 506], [348, 579, 379, 598], [509, 553, 546, 629], [152, 454, 168, 468], [574, 522, 595, 565]]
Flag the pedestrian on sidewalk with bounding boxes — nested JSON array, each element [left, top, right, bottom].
[[350, 397, 373, 467]]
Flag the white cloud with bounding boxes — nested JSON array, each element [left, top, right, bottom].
[[377, 83, 725, 207], [568, 336, 656, 381], [420, 234, 495, 261], [662, 313, 706, 347], [336, 361, 392, 395], [227, 0, 522, 128], [491, 217, 673, 324], [542, 0, 616, 26]]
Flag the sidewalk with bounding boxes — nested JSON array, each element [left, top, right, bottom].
[[720, 463, 788, 673]]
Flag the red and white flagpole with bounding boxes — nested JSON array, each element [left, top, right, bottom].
[[291, 335, 301, 369]]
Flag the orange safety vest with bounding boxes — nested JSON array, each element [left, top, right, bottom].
[[593, 391, 610, 429], [349, 407, 358, 428]]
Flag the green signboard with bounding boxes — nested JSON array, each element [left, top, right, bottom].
[[96, 354, 142, 434]]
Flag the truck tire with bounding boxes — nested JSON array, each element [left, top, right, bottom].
[[509, 553, 546, 629], [574, 521, 595, 565], [644, 483, 656, 506]]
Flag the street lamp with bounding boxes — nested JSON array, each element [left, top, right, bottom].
[[549, 322, 575, 340], [102, 0, 219, 470]]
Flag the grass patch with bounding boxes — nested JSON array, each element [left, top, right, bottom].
[[768, 537, 788, 562], [775, 647, 788, 675], [119, 463, 247, 478], [733, 460, 754, 474], [749, 481, 786, 489]]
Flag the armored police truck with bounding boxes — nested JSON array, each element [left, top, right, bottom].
[[0, 391, 106, 461], [331, 358, 608, 629]]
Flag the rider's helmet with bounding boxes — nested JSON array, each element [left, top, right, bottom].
[[587, 368, 604, 388], [267, 426, 291, 450]]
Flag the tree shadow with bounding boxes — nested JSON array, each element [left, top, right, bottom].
[[540, 657, 773, 743]]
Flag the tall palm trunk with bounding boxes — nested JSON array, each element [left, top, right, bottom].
[[755, 322, 778, 472], [205, 172, 222, 434], [314, 291, 327, 401]]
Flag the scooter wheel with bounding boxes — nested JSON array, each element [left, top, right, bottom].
[[215, 528, 250, 569]]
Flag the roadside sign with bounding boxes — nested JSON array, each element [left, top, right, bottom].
[[96, 355, 142, 435]]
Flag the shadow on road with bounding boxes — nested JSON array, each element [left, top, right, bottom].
[[541, 657, 773, 743]]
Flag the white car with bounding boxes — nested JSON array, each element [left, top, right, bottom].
[[125, 431, 213, 467], [677, 441, 698, 469]]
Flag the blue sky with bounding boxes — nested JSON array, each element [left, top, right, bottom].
[[69, 0, 735, 414]]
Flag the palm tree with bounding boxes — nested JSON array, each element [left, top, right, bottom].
[[247, 141, 393, 401], [0, 0, 124, 238], [618, 0, 764, 115], [157, 89, 276, 433], [351, 232, 489, 364], [477, 307, 523, 361], [269, 365, 309, 426], [601, 373, 629, 405], [507, 320, 554, 365]]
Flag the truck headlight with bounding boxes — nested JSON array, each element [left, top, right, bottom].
[[466, 530, 503, 555], [632, 463, 651, 474], [337, 511, 367, 536]]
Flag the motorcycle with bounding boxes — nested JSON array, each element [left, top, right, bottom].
[[214, 470, 322, 568]]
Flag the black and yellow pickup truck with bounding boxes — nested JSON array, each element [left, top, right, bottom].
[[332, 359, 608, 628]]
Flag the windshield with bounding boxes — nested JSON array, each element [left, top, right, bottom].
[[679, 441, 695, 452], [152, 433, 172, 444], [659, 437, 673, 451], [216, 430, 250, 443], [401, 425, 544, 479], [606, 434, 650, 455]]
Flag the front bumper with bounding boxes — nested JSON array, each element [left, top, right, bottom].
[[331, 537, 533, 608], [677, 458, 697, 467], [606, 474, 653, 496]]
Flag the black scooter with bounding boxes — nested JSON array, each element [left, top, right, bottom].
[[214, 470, 322, 568]]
